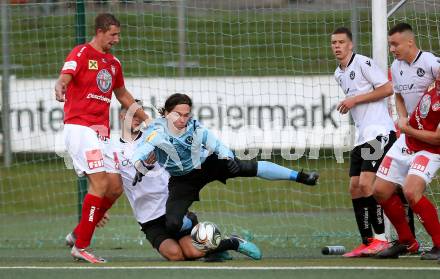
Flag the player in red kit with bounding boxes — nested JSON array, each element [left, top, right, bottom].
[[373, 73, 440, 260], [54, 13, 149, 263]]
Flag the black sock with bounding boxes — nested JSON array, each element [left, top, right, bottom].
[[207, 238, 239, 255], [365, 195, 385, 235], [352, 197, 372, 244]]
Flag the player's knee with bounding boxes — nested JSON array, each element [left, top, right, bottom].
[[403, 188, 422, 206], [235, 159, 257, 177], [358, 182, 373, 196], [161, 245, 185, 261], [373, 179, 395, 202], [106, 184, 123, 200], [166, 216, 182, 235]]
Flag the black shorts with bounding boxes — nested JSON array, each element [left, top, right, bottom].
[[140, 215, 189, 250], [168, 154, 257, 201], [349, 131, 397, 177]]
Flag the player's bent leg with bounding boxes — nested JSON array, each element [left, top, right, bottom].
[[178, 235, 205, 259], [165, 200, 193, 235], [158, 239, 186, 261]]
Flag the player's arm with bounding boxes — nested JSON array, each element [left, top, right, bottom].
[[398, 118, 440, 145], [197, 125, 233, 159], [395, 93, 408, 118], [54, 74, 72, 102], [114, 87, 151, 124]]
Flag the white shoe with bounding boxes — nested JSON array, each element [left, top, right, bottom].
[[71, 246, 107, 263], [65, 232, 76, 248]]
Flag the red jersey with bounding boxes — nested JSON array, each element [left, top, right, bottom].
[[406, 80, 440, 154], [61, 43, 124, 135]]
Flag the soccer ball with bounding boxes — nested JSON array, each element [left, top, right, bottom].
[[190, 221, 222, 252]]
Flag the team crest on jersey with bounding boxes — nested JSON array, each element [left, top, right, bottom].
[[365, 60, 371, 67], [185, 136, 193, 144], [349, 71, 355, 80], [419, 94, 431, 118], [96, 69, 112, 93], [400, 70, 403, 76], [432, 101, 440, 111], [417, 68, 425, 77], [88, 60, 98, 70]]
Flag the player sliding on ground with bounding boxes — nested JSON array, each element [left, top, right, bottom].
[[67, 100, 261, 261], [130, 93, 318, 260]]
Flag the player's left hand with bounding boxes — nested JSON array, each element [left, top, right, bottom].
[[337, 97, 357, 114]]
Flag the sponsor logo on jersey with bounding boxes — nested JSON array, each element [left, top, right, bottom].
[[86, 93, 112, 104], [85, 149, 104, 170], [146, 131, 158, 142], [378, 156, 392, 175], [62, 61, 77, 71], [185, 136, 193, 144], [111, 65, 116, 75], [417, 68, 425, 77], [432, 101, 440, 111], [401, 147, 414, 155], [349, 71, 355, 80], [96, 69, 113, 93], [365, 60, 371, 67], [400, 70, 403, 76], [397, 84, 414, 91], [410, 155, 429, 172], [419, 94, 431, 118], [88, 60, 98, 70]]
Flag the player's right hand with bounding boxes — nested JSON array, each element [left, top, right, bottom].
[[55, 81, 67, 102]]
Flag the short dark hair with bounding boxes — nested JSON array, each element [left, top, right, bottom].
[[332, 27, 353, 41], [95, 13, 120, 33], [388, 23, 413, 36], [159, 93, 193, 116]]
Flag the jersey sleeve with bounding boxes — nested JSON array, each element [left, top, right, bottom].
[[113, 57, 125, 89], [60, 46, 84, 77], [131, 127, 162, 162], [195, 122, 233, 158], [428, 53, 440, 80], [360, 58, 389, 89]]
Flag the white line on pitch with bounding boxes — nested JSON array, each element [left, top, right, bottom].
[[0, 266, 440, 270]]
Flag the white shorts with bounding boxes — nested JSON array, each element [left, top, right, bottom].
[[63, 124, 120, 177], [376, 135, 440, 185]]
